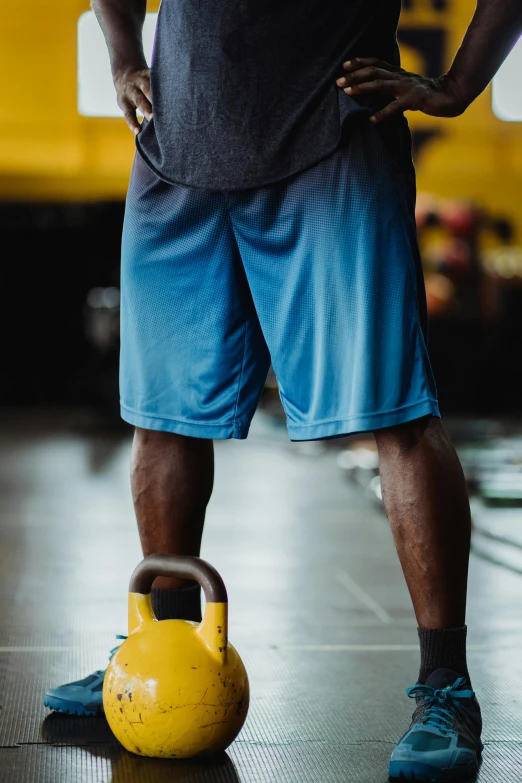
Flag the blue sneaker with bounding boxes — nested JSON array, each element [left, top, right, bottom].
[[44, 670, 105, 716], [44, 635, 126, 716], [388, 668, 483, 781]]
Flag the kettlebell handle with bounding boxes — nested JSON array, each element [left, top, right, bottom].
[[129, 553, 228, 603], [128, 554, 229, 661]]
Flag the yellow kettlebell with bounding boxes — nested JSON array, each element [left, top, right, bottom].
[[103, 554, 249, 758]]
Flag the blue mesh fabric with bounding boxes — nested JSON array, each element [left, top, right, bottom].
[[120, 116, 439, 441]]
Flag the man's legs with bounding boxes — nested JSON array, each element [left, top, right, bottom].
[[131, 427, 214, 618], [374, 415, 470, 634], [131, 428, 214, 589], [376, 415, 482, 779]]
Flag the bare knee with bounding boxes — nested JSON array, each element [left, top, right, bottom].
[[374, 415, 444, 459], [133, 427, 195, 448], [131, 427, 214, 509], [133, 427, 211, 454], [131, 427, 214, 481]]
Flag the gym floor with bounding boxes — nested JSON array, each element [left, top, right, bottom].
[[0, 408, 521, 783]]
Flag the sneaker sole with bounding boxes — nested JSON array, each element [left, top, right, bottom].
[[44, 695, 102, 717], [388, 759, 479, 781]]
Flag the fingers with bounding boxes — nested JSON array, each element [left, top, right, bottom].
[[114, 67, 152, 134], [337, 66, 397, 91], [343, 80, 399, 98], [119, 98, 141, 135], [137, 74, 152, 105], [370, 97, 409, 124], [118, 85, 153, 134], [130, 85, 153, 120]]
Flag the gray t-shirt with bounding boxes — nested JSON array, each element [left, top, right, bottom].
[[136, 0, 401, 191]]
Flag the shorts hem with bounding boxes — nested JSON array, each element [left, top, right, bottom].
[[286, 398, 440, 441], [120, 404, 249, 440]]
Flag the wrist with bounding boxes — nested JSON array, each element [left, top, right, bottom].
[[110, 48, 148, 78], [440, 71, 473, 113]]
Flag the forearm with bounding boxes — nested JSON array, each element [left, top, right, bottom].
[[91, 0, 147, 74], [446, 0, 522, 107]]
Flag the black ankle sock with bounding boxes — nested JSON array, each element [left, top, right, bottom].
[[151, 583, 202, 622], [417, 625, 470, 685]]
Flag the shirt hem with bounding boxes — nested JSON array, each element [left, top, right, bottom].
[[135, 108, 369, 192]]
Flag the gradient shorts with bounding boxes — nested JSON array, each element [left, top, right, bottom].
[[120, 115, 440, 441]]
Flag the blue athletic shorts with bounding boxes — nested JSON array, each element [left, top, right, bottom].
[[120, 115, 440, 441]]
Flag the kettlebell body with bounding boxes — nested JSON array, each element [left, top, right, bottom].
[[103, 555, 249, 758]]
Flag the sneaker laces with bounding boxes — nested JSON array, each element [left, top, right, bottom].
[[406, 677, 476, 733]]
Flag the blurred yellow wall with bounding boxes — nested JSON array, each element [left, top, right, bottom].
[[2, 0, 522, 238], [1, 0, 158, 202]]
